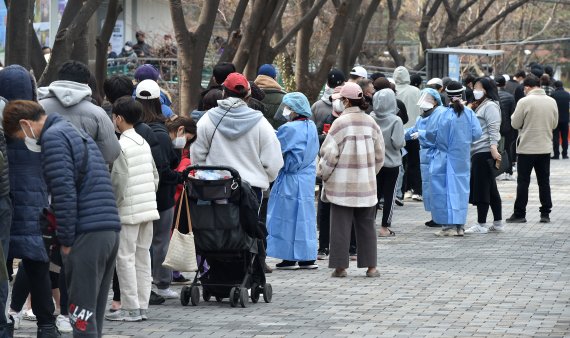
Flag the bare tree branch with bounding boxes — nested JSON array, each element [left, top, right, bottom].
[[95, 0, 122, 99]]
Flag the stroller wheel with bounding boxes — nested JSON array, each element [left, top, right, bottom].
[[202, 289, 211, 302], [229, 287, 238, 307], [180, 286, 190, 306], [263, 283, 273, 303], [239, 288, 248, 308], [215, 296, 223, 303], [250, 283, 260, 304], [190, 286, 200, 306]]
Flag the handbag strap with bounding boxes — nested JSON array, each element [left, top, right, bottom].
[[174, 185, 186, 231], [174, 184, 193, 233], [184, 187, 193, 233]]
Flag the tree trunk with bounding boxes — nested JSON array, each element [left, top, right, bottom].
[[386, 0, 405, 66], [28, 20, 47, 79], [70, 28, 89, 65], [5, 0, 34, 69], [348, 0, 381, 68], [170, 0, 221, 114], [337, 0, 362, 74], [297, 1, 351, 102], [38, 0, 104, 86], [95, 0, 122, 100]]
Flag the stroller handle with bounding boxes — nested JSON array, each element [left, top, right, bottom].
[[184, 165, 242, 182]]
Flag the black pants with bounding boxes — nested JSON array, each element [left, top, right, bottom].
[[404, 139, 422, 194], [470, 152, 502, 224], [505, 130, 518, 174], [112, 269, 120, 302], [63, 231, 119, 337], [317, 198, 357, 252], [376, 166, 400, 227], [514, 154, 552, 217], [553, 122, 569, 157], [10, 259, 55, 326]]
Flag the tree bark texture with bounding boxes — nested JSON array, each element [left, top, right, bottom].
[[5, 0, 34, 69], [95, 0, 122, 100], [170, 0, 221, 114]]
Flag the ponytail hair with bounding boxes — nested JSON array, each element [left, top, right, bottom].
[[450, 96, 464, 116], [347, 97, 369, 111]]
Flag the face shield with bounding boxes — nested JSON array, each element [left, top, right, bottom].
[[417, 92, 436, 111]]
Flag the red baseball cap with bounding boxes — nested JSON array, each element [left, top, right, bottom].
[[223, 72, 250, 94]]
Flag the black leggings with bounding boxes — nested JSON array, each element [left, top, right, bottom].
[[470, 152, 502, 224], [10, 260, 55, 326], [376, 166, 400, 227]]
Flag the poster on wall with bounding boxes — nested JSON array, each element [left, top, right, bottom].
[[0, 2, 6, 63], [109, 20, 124, 55], [33, 0, 51, 46]]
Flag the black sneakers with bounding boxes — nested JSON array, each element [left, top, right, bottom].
[[149, 291, 165, 305], [506, 214, 527, 223], [540, 214, 551, 223]]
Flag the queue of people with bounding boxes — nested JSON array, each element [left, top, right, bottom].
[[0, 57, 565, 337]]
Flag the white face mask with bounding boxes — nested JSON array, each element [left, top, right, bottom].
[[332, 99, 345, 113], [473, 90, 485, 100], [21, 123, 41, 153], [282, 107, 292, 120], [418, 101, 434, 112], [172, 136, 186, 149]]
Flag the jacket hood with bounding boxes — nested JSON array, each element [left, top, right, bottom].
[[254, 75, 282, 91], [372, 89, 397, 117], [320, 86, 334, 105], [393, 66, 410, 85], [42, 80, 92, 107], [207, 97, 263, 140], [0, 65, 37, 101]]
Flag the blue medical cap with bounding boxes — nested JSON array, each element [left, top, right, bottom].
[[421, 88, 443, 106], [282, 92, 312, 117]]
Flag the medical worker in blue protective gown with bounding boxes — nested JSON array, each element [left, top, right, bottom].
[[405, 88, 445, 227], [266, 92, 320, 270], [426, 81, 482, 237]]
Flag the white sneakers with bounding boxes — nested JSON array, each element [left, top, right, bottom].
[[56, 315, 73, 333], [465, 224, 488, 234], [8, 309, 22, 330], [465, 221, 505, 234], [154, 288, 179, 299]]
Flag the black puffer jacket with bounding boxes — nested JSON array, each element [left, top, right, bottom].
[[0, 131, 8, 197]]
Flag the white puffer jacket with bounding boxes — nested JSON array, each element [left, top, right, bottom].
[[111, 128, 160, 225]]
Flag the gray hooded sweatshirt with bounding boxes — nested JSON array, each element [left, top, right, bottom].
[[191, 97, 283, 189], [371, 89, 406, 168], [310, 87, 334, 133], [393, 67, 421, 129], [39, 80, 120, 164]]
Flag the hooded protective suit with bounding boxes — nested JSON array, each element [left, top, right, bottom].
[[266, 93, 319, 261], [425, 106, 482, 225], [405, 88, 444, 211], [393, 67, 421, 129]]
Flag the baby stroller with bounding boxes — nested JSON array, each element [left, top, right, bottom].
[[180, 165, 272, 308]]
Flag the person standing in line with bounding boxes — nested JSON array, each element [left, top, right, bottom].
[[319, 83, 384, 278], [311, 69, 345, 135], [266, 92, 319, 270], [404, 88, 445, 228], [370, 89, 405, 237], [393, 66, 422, 202], [136, 80, 187, 300], [427, 82, 482, 237], [3, 100, 120, 337], [105, 97, 159, 322], [495, 75, 517, 181], [550, 81, 569, 160], [465, 78, 504, 234], [507, 75, 558, 224], [38, 60, 120, 165], [254, 64, 287, 129]]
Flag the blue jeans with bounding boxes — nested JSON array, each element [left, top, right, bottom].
[[0, 195, 12, 336]]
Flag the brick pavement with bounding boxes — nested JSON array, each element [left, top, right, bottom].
[[15, 160, 570, 337]]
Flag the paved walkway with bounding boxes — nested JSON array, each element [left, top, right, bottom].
[[16, 160, 570, 337]]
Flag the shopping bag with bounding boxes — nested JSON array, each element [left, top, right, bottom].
[[162, 185, 198, 272]]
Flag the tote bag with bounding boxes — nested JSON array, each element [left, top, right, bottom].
[[162, 185, 198, 272]]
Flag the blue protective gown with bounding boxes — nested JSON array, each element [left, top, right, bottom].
[[425, 106, 482, 225], [405, 106, 447, 212], [266, 119, 319, 261]]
